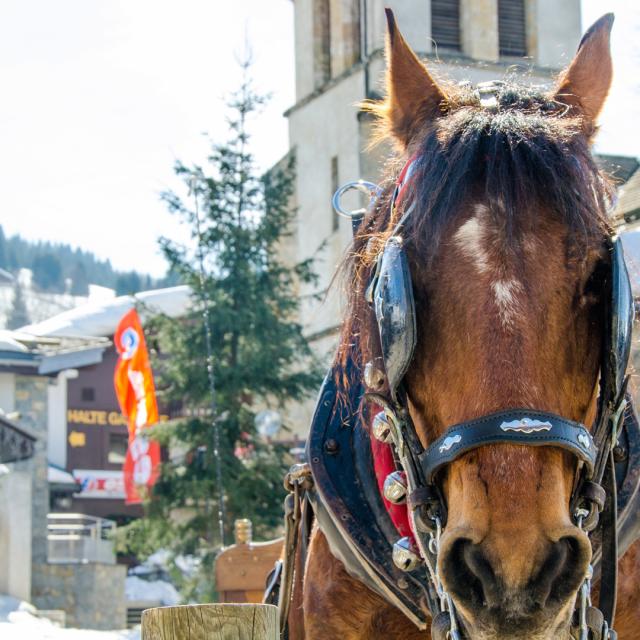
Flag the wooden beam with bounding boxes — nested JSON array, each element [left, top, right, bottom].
[[142, 603, 279, 640]]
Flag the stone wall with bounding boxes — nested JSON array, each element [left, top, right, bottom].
[[14, 375, 49, 568], [0, 468, 32, 601], [32, 562, 127, 630]]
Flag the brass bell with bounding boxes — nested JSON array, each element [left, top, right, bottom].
[[372, 412, 393, 444], [383, 471, 408, 504], [364, 361, 385, 390], [392, 536, 421, 572]]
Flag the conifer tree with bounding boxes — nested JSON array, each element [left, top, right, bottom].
[[123, 66, 321, 600]]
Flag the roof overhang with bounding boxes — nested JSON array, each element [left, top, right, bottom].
[[0, 336, 109, 376], [38, 345, 107, 375]]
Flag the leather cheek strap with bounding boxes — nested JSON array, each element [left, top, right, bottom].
[[419, 409, 597, 484]]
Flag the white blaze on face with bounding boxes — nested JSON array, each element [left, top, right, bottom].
[[454, 204, 523, 329], [491, 278, 523, 328], [453, 205, 490, 275]]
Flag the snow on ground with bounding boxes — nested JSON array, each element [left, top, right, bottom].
[[125, 576, 179, 606], [0, 596, 140, 640]]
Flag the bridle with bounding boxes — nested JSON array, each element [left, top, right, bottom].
[[333, 117, 634, 639]]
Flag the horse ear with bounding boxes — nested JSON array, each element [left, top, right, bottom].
[[384, 8, 446, 148], [553, 13, 614, 135]]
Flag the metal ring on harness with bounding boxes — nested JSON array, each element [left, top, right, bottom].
[[332, 181, 380, 220]]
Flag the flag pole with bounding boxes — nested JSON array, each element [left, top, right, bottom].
[[191, 175, 226, 547]]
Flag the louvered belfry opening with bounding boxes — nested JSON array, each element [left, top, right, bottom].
[[498, 0, 527, 57], [431, 0, 461, 51], [313, 0, 331, 88]]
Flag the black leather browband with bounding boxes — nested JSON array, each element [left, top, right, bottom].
[[419, 409, 597, 483]]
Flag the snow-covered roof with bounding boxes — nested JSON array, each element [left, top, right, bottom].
[[0, 329, 109, 375], [0, 332, 29, 353], [20, 286, 192, 338]]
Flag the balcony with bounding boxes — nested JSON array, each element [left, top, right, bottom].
[[47, 513, 116, 564]]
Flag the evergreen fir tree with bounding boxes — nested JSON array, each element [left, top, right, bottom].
[[70, 261, 89, 295], [123, 66, 321, 600], [7, 280, 30, 329], [115, 271, 142, 295], [32, 252, 63, 292]]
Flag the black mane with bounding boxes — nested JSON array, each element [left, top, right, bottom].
[[404, 83, 611, 261]]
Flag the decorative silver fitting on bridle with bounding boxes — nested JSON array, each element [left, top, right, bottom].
[[474, 80, 505, 112], [332, 180, 380, 219], [364, 361, 385, 391], [383, 471, 408, 504], [392, 536, 421, 571], [372, 411, 394, 444]]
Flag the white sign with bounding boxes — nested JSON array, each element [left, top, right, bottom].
[[72, 469, 126, 499]]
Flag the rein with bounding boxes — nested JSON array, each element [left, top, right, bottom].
[[331, 107, 634, 638]]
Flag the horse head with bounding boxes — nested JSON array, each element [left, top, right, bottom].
[[344, 10, 618, 639]]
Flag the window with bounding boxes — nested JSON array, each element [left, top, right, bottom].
[[498, 0, 527, 57], [331, 156, 339, 232], [107, 433, 128, 465], [81, 387, 95, 402], [346, 0, 361, 68], [313, 0, 331, 87], [431, 0, 461, 51]]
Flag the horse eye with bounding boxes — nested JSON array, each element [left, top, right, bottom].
[[581, 259, 607, 305]]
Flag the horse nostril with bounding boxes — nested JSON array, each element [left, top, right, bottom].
[[531, 534, 591, 608], [440, 538, 497, 609], [440, 532, 591, 614]]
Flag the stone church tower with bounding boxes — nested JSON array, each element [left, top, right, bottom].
[[284, 0, 582, 435]]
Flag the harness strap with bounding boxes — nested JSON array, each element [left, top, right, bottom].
[[598, 451, 619, 628], [419, 409, 596, 484], [277, 463, 314, 639]]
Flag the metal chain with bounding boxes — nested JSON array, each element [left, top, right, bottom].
[[573, 508, 617, 640], [429, 516, 462, 640], [574, 508, 594, 640], [191, 177, 226, 547]]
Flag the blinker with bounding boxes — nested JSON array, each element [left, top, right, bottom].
[[372, 236, 417, 398], [604, 238, 634, 404]]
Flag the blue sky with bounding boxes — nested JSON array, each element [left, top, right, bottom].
[[0, 1, 637, 278]]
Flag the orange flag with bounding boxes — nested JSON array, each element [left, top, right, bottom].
[[114, 308, 159, 434], [113, 308, 161, 504], [122, 433, 160, 505]]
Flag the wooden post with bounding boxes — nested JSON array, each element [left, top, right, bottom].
[[142, 603, 279, 640]]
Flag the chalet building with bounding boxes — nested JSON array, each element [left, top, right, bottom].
[[0, 330, 110, 610], [22, 286, 191, 523], [283, 0, 639, 437]]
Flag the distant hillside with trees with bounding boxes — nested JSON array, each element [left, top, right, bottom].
[[0, 225, 179, 296]]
